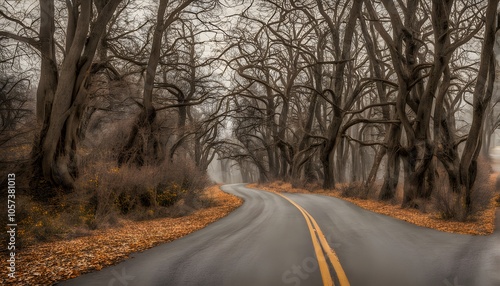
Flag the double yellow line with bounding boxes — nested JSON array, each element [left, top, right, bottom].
[[276, 192, 350, 286]]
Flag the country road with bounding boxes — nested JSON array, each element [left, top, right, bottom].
[[59, 184, 500, 286]]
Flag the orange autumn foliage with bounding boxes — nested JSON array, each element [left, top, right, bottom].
[[0, 186, 242, 285]]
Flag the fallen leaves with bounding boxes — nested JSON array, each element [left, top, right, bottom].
[[0, 185, 242, 286], [251, 181, 497, 236]]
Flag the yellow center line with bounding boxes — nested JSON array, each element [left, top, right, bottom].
[[276, 193, 334, 286], [275, 192, 350, 286], [303, 208, 350, 286]]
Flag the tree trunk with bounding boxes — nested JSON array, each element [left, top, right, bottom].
[[321, 116, 342, 189], [321, 150, 335, 189], [30, 0, 121, 195], [459, 0, 499, 215], [119, 0, 168, 165], [379, 119, 401, 200], [30, 0, 58, 197], [399, 0, 453, 207], [277, 99, 290, 178], [402, 140, 434, 207], [364, 146, 386, 196]]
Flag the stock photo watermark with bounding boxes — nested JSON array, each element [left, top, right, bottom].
[[6, 173, 16, 279], [443, 276, 464, 286], [108, 267, 135, 286], [282, 256, 319, 286], [282, 233, 341, 285]]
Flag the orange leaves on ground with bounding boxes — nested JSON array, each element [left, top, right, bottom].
[[0, 185, 242, 286]]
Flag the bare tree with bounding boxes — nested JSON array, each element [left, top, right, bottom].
[[0, 0, 123, 193], [118, 0, 219, 166], [459, 0, 499, 214]]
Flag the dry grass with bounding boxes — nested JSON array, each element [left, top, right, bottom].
[[0, 185, 242, 286], [250, 180, 497, 236], [7, 159, 213, 248]]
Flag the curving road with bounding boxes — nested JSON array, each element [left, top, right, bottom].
[[59, 184, 500, 286]]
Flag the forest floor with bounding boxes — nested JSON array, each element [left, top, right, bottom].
[[0, 185, 242, 286], [250, 175, 500, 236]]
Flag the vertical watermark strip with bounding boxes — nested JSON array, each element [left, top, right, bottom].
[[7, 173, 16, 278]]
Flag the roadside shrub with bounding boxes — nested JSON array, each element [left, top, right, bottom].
[[197, 191, 217, 209], [116, 192, 135, 215], [14, 195, 69, 247], [433, 180, 462, 220], [338, 182, 365, 198], [156, 185, 182, 207], [76, 158, 209, 221], [139, 190, 155, 208], [13, 153, 210, 246]]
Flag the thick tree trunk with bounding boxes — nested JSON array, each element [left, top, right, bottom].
[[401, 0, 454, 207], [291, 91, 318, 185], [321, 116, 342, 189], [118, 107, 157, 166], [303, 157, 316, 183], [264, 73, 279, 179], [30, 0, 58, 197], [35, 0, 58, 122], [40, 1, 92, 189], [351, 142, 360, 182], [316, 0, 362, 189], [364, 146, 385, 196], [336, 139, 347, 183], [119, 0, 168, 165], [459, 0, 499, 215], [30, 0, 121, 195], [379, 120, 401, 200], [277, 99, 290, 178], [321, 151, 335, 189], [291, 43, 323, 185], [402, 140, 434, 207]]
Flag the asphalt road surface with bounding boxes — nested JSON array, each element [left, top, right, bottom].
[[59, 184, 500, 286]]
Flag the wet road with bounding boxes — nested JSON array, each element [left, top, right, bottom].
[[60, 184, 500, 286]]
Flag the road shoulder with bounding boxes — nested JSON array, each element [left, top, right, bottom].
[[251, 182, 497, 236], [0, 185, 242, 285]]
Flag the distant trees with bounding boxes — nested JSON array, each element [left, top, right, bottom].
[[459, 0, 499, 213], [223, 0, 500, 217], [116, 0, 225, 170], [0, 65, 32, 151], [225, 0, 374, 186], [118, 0, 196, 166]]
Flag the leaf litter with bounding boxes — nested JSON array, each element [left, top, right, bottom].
[[0, 185, 242, 286]]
